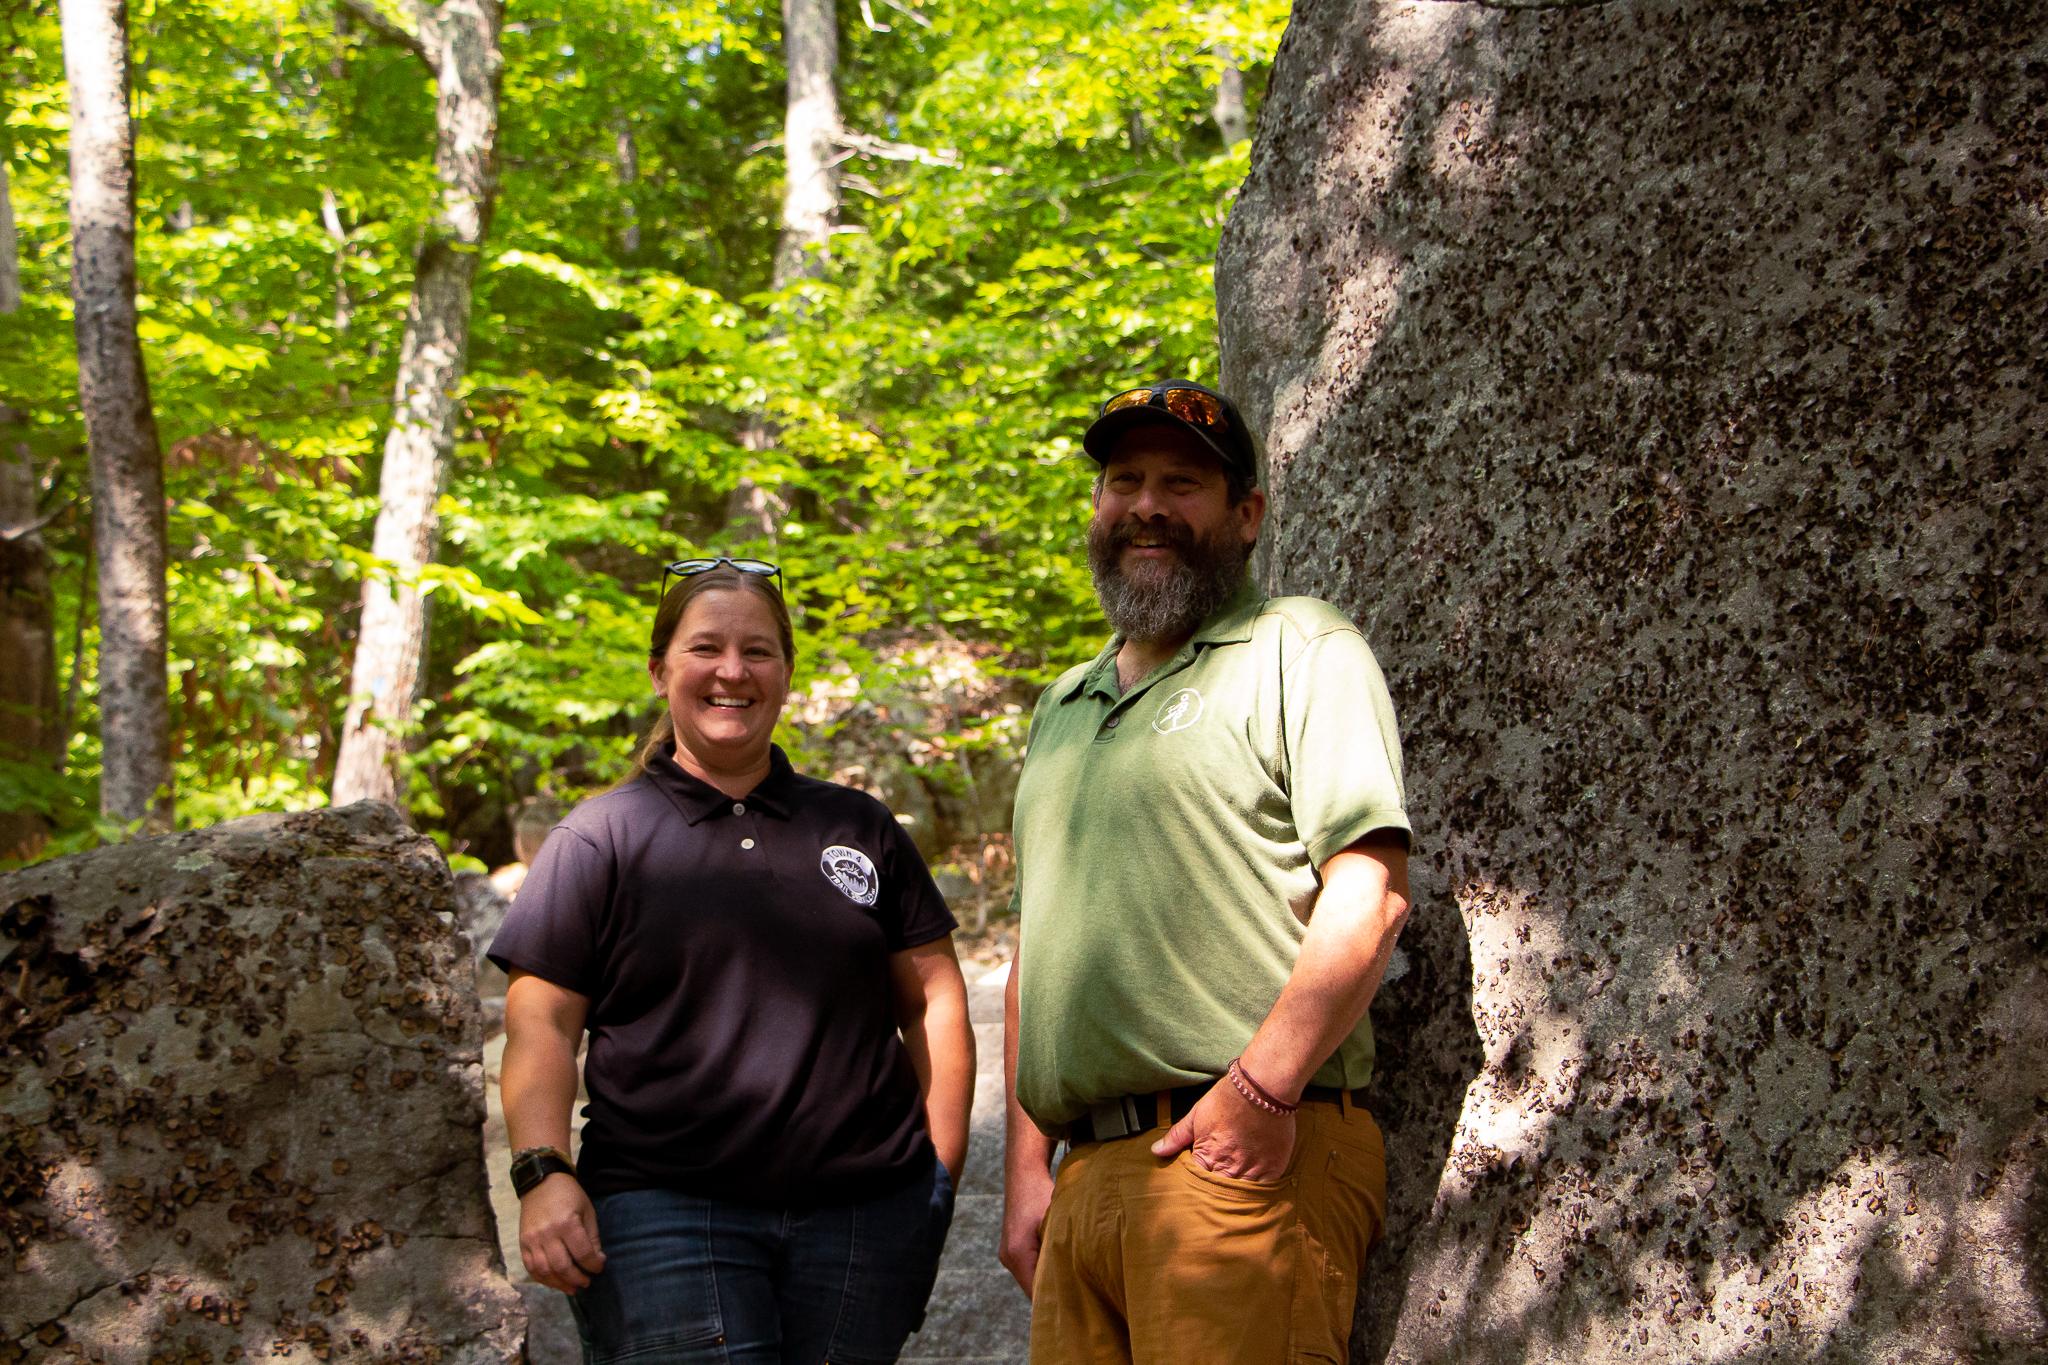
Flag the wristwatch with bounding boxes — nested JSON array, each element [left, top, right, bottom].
[[510, 1146, 577, 1197]]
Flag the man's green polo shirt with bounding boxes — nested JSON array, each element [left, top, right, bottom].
[[1011, 580, 1409, 1129]]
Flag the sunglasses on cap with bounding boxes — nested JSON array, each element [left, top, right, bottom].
[[1098, 383, 1234, 433], [660, 556, 783, 601]]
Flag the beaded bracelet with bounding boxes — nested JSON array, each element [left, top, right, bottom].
[[1227, 1057, 1299, 1116]]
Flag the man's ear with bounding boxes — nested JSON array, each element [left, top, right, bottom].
[[1236, 487, 1268, 545]]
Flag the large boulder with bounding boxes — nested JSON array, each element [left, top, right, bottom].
[[0, 803, 525, 1362], [1219, 2, 2045, 1362]]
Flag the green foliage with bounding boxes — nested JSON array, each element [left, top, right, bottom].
[[2, 0, 1285, 862]]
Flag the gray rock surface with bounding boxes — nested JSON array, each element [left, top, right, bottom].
[[0, 802, 524, 1362], [1218, 3, 2046, 1362]]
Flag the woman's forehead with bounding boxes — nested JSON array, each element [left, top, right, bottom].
[[678, 588, 781, 635]]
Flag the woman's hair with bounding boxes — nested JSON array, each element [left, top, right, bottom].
[[626, 565, 796, 781]]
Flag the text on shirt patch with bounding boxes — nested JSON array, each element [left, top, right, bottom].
[[820, 845, 880, 906], [1152, 687, 1203, 734]]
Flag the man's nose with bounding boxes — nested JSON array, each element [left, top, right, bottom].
[[1129, 481, 1170, 519]]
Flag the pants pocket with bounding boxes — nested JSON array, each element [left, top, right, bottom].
[[581, 1191, 729, 1364], [1173, 1149, 1296, 1200]]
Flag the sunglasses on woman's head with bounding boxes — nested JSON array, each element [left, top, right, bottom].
[[1099, 384, 1233, 433], [660, 556, 783, 600]]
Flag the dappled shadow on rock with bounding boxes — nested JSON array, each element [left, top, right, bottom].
[[1221, 2, 2047, 1360], [1353, 845, 1484, 1358]]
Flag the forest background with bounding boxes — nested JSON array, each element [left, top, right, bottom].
[[0, 0, 1286, 895]]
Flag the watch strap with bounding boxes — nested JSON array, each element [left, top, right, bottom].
[[510, 1146, 577, 1198]]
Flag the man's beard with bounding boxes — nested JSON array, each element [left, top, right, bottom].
[[1086, 516, 1251, 644]]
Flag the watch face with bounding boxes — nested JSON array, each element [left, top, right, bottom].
[[512, 1150, 567, 1195]]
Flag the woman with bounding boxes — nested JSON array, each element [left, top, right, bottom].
[[490, 558, 974, 1365]]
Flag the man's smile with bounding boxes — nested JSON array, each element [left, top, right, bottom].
[[1113, 521, 1193, 561]]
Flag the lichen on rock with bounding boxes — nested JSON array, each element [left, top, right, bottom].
[[1218, 1, 2046, 1361], [0, 802, 524, 1362]]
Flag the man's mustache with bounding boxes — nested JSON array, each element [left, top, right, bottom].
[[1104, 519, 1196, 557]]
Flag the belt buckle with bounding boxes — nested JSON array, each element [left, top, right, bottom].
[[1085, 1094, 1144, 1141]]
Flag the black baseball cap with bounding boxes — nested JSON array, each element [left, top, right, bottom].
[[1081, 379, 1259, 487]]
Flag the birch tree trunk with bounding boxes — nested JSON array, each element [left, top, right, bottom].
[[0, 159, 21, 315], [60, 0, 171, 832], [729, 0, 840, 538], [614, 116, 640, 256], [331, 0, 501, 809], [1212, 51, 1249, 148], [0, 406, 59, 859], [774, 0, 840, 286]]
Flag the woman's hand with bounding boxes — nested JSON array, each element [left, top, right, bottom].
[[519, 1173, 607, 1292]]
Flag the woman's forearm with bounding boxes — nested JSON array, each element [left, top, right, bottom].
[[913, 985, 975, 1178], [891, 942, 977, 1179], [501, 972, 589, 1156]]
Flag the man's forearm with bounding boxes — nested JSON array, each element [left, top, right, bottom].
[[1238, 838, 1411, 1101], [999, 947, 1058, 1297]]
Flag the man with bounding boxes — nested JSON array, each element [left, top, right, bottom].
[[1000, 378, 1413, 1363]]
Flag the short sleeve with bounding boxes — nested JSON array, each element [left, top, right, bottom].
[[878, 815, 957, 951], [486, 823, 612, 995], [1284, 626, 1411, 870]]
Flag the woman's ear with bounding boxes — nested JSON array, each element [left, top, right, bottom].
[[648, 656, 665, 695]]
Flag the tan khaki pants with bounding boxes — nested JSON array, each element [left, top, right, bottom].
[[1028, 1098, 1387, 1364]]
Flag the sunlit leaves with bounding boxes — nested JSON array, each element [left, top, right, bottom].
[[5, 0, 1281, 856]]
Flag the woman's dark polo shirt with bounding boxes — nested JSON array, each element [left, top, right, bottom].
[[487, 743, 956, 1205]]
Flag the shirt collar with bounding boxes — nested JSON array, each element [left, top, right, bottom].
[[1056, 578, 1266, 704], [643, 741, 797, 824]]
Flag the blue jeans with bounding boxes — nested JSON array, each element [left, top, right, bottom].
[[570, 1155, 955, 1364]]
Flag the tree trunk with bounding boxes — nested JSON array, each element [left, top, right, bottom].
[[614, 116, 640, 256], [0, 159, 20, 315], [331, 0, 502, 810], [60, 0, 171, 832], [321, 186, 352, 334], [774, 0, 840, 284], [0, 406, 59, 859], [729, 0, 841, 539], [1212, 51, 1249, 148]]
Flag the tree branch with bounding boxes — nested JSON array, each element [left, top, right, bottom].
[[834, 127, 962, 169], [0, 500, 70, 541], [337, 0, 433, 73], [877, 0, 933, 28]]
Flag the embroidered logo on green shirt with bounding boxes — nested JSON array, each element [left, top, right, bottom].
[[1153, 687, 1203, 734]]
